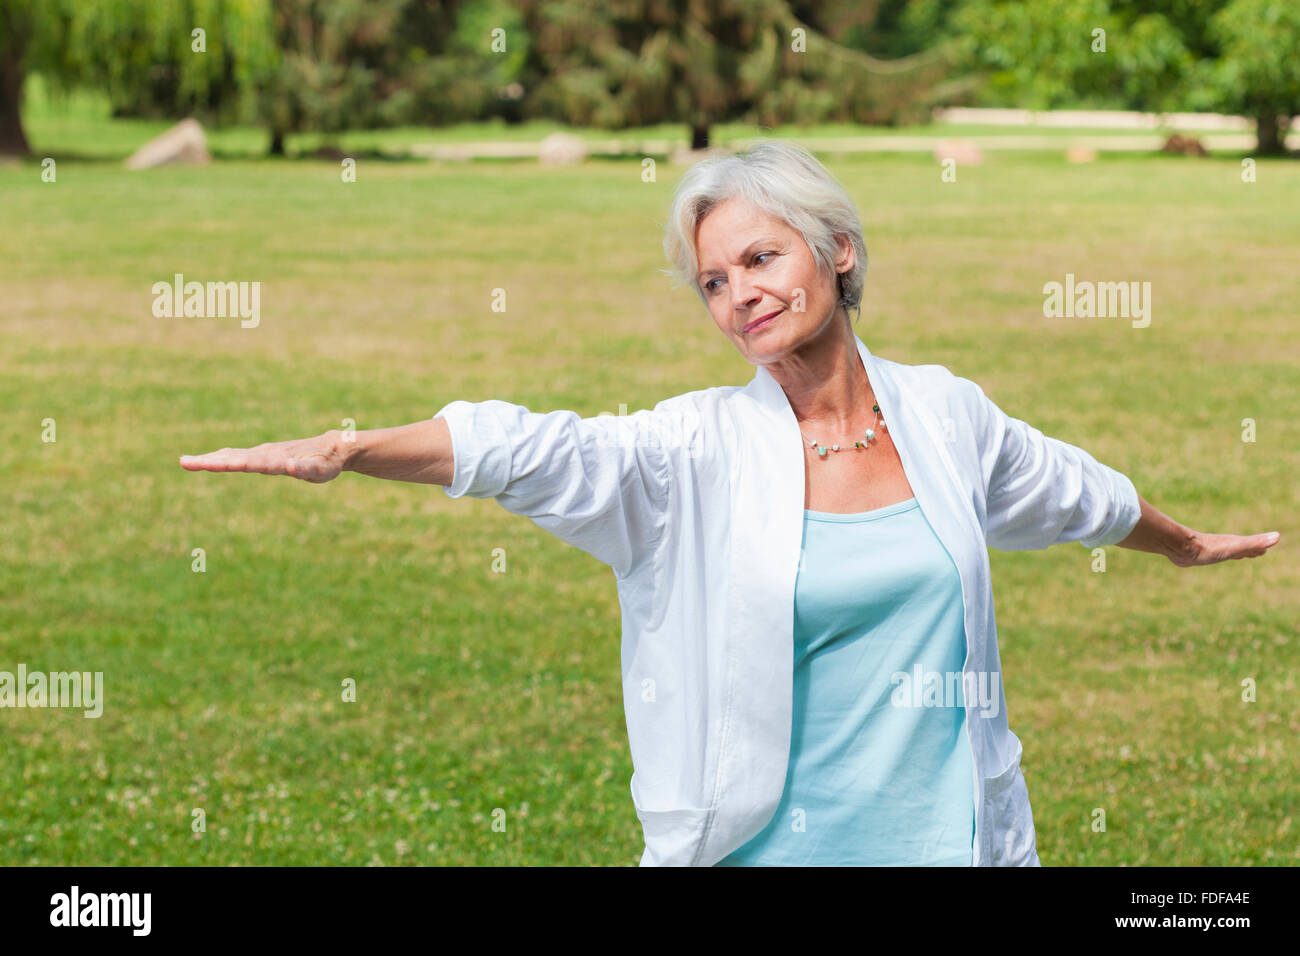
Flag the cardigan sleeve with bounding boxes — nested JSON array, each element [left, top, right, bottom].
[[959, 378, 1142, 551], [433, 398, 678, 578]]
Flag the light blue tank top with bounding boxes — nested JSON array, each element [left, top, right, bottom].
[[715, 496, 975, 866]]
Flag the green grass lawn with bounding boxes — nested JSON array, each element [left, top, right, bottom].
[[1, 109, 1297, 865]]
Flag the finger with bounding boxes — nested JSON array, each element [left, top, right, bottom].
[[242, 447, 292, 476], [1225, 532, 1281, 561], [1247, 532, 1281, 557], [1242, 531, 1280, 552], [178, 448, 253, 472], [180, 447, 282, 475]]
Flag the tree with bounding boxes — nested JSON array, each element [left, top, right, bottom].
[[0, 0, 34, 153], [0, 0, 276, 156], [1205, 0, 1300, 154], [948, 0, 1191, 112], [258, 0, 520, 155], [518, 0, 952, 149], [948, 0, 1298, 154], [60, 0, 275, 122], [0, 0, 518, 157]]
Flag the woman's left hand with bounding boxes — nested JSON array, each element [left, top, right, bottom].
[[1169, 530, 1281, 567]]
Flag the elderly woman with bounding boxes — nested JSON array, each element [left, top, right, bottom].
[[180, 140, 1279, 867]]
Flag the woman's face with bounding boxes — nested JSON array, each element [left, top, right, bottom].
[[694, 196, 854, 367]]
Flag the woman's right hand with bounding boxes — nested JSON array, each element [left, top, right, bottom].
[[179, 430, 349, 483]]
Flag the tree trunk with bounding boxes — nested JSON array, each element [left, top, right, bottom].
[[690, 123, 709, 151], [1255, 112, 1286, 156], [0, 40, 30, 157], [269, 128, 285, 156]]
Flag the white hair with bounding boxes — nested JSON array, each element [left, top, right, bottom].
[[661, 140, 868, 321]]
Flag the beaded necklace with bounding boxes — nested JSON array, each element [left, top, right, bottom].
[[799, 404, 886, 458]]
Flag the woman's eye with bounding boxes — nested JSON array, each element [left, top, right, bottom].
[[704, 254, 772, 293]]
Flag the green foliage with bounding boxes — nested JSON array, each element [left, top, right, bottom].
[[451, 0, 527, 82], [830, 0, 963, 59], [949, 0, 1299, 146], [947, 0, 1299, 151], [9, 0, 1300, 157], [1109, 0, 1230, 59], [1205, 0, 1300, 116], [7, 0, 520, 149], [950, 0, 1192, 111], [258, 0, 514, 140], [518, 0, 950, 140], [27, 0, 277, 124]]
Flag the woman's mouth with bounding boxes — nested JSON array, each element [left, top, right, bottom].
[[743, 309, 783, 334]]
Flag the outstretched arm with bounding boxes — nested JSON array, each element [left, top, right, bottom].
[[178, 418, 454, 485], [1116, 494, 1281, 567], [964, 375, 1281, 565], [180, 398, 683, 578]]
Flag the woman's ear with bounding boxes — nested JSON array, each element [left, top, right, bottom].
[[833, 233, 855, 275]]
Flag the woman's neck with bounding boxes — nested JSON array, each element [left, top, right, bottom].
[[767, 320, 874, 432]]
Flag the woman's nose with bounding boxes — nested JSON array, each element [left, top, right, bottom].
[[730, 274, 761, 311]]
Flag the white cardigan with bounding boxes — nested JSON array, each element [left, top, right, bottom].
[[435, 333, 1141, 866]]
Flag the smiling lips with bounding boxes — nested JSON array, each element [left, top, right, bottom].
[[742, 309, 783, 334]]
